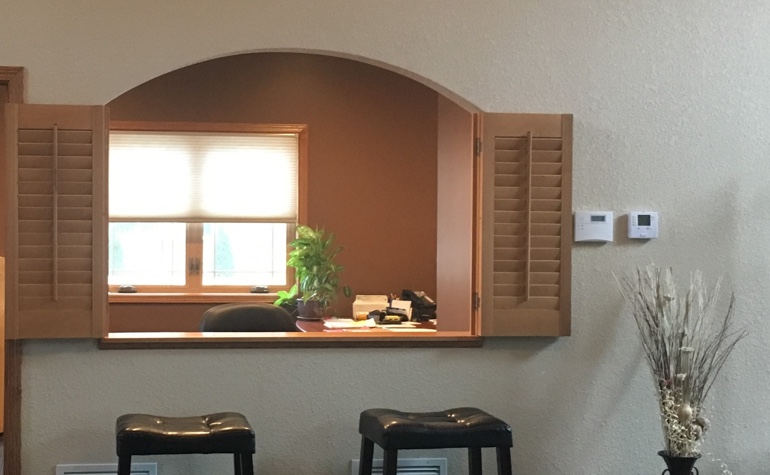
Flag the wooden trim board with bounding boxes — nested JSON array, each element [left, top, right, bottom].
[[1, 65, 24, 475]]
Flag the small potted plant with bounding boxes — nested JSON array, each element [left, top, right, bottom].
[[273, 284, 299, 317], [282, 225, 344, 320]]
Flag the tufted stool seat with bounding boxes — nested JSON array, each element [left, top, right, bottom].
[[116, 412, 255, 475], [358, 407, 512, 475]]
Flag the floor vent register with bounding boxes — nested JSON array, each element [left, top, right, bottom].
[[350, 457, 447, 475], [56, 463, 157, 475]]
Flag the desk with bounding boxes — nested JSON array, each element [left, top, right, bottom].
[[295, 319, 437, 333]]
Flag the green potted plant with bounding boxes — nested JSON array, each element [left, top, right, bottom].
[[282, 225, 344, 320], [273, 284, 299, 317]]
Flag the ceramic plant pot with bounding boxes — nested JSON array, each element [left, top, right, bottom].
[[296, 299, 324, 320], [658, 450, 700, 475]]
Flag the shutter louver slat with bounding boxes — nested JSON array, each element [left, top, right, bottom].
[[482, 113, 572, 336], [19, 271, 91, 284], [19, 258, 91, 272], [532, 163, 562, 174], [531, 152, 563, 163], [19, 296, 92, 310], [531, 175, 561, 187], [530, 224, 560, 236], [530, 200, 561, 212], [494, 187, 527, 199], [529, 188, 561, 200], [530, 236, 561, 248], [494, 210, 527, 222], [494, 199, 527, 211], [493, 261, 524, 273], [530, 261, 561, 273], [530, 211, 561, 224], [494, 223, 527, 236], [493, 248, 526, 261]]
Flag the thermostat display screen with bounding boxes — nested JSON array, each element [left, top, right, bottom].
[[590, 215, 606, 222], [628, 211, 659, 239]]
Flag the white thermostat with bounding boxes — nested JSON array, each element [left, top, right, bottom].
[[628, 211, 659, 239], [574, 211, 614, 242]]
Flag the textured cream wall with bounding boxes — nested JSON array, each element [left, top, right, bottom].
[[4, 1, 770, 474]]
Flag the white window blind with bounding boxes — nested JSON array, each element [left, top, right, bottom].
[[109, 131, 298, 222]]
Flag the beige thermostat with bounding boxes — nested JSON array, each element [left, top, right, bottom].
[[574, 211, 614, 242], [628, 211, 659, 239]]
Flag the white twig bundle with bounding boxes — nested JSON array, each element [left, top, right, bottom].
[[616, 265, 746, 457]]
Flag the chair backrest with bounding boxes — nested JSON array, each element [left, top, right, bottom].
[[200, 303, 298, 332]]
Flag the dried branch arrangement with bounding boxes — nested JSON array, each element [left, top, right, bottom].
[[616, 265, 747, 457]]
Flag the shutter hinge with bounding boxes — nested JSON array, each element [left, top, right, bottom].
[[474, 138, 482, 156], [473, 292, 481, 310]]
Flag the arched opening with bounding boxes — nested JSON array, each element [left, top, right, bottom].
[[106, 52, 476, 332]]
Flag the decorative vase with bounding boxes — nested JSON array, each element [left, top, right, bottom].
[[296, 299, 324, 320], [658, 450, 700, 475]]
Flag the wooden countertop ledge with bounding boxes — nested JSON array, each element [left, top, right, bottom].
[[99, 331, 483, 349]]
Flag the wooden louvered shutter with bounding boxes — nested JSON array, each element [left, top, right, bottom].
[[479, 113, 572, 336], [4, 104, 107, 339]]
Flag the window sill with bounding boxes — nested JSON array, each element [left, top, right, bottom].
[[98, 331, 484, 349], [108, 292, 277, 304]]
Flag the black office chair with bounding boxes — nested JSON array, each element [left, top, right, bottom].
[[200, 303, 298, 332]]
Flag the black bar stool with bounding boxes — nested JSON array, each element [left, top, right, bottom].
[[116, 412, 255, 475], [358, 407, 513, 475]]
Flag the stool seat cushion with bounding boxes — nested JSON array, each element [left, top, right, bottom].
[[359, 407, 512, 450], [116, 412, 255, 456]]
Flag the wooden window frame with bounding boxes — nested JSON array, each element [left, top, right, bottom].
[[107, 121, 308, 301]]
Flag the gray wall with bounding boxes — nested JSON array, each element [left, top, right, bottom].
[[3, 1, 770, 474]]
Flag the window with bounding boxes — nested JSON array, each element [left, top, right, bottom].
[[107, 123, 302, 293]]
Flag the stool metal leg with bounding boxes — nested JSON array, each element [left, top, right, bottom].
[[468, 447, 482, 475], [382, 449, 398, 475], [117, 455, 132, 475], [496, 446, 512, 475], [234, 453, 242, 474], [235, 454, 254, 475], [358, 436, 375, 475]]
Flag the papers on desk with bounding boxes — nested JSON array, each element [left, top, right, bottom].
[[323, 318, 377, 330], [384, 321, 436, 332], [322, 318, 437, 332]]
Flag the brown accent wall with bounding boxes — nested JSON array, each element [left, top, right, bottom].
[[108, 53, 439, 327], [110, 303, 219, 332]]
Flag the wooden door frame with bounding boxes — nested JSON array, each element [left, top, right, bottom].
[[0, 67, 25, 103], [1, 65, 25, 475]]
